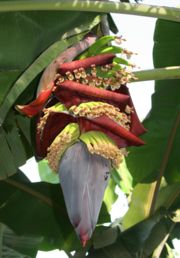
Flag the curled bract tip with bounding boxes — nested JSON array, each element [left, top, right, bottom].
[[80, 237, 88, 248], [15, 88, 53, 117]]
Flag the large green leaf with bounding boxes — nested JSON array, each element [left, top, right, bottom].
[[0, 11, 102, 179], [0, 32, 86, 124], [126, 20, 180, 184], [2, 224, 41, 258], [0, 11, 99, 70], [0, 70, 19, 106], [0, 14, 102, 124], [0, 110, 33, 180]]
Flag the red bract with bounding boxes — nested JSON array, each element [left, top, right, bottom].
[[16, 85, 53, 117], [36, 112, 76, 158], [37, 34, 97, 94], [59, 53, 115, 74], [56, 80, 129, 105]]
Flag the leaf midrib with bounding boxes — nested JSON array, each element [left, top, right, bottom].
[[4, 178, 66, 215]]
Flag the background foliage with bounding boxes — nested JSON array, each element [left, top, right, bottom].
[[0, 1, 179, 258]]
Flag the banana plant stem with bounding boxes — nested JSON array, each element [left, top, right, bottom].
[[0, 1, 179, 22], [132, 66, 180, 82], [149, 112, 180, 216]]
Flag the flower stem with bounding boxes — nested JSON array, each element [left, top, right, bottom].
[[132, 66, 180, 82], [0, 1, 179, 22]]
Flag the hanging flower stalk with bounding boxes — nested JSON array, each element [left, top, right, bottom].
[[16, 36, 146, 246]]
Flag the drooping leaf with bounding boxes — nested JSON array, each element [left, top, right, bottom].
[[87, 210, 168, 257], [170, 223, 180, 241], [120, 209, 166, 253], [155, 182, 180, 211], [126, 20, 180, 183], [4, 111, 27, 168], [0, 171, 81, 251], [0, 110, 32, 180], [0, 11, 100, 70], [2, 224, 41, 258], [92, 225, 120, 250], [144, 217, 175, 257], [0, 127, 17, 179], [88, 234, 131, 258], [15, 114, 32, 146]]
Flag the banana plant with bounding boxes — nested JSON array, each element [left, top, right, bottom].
[[15, 37, 146, 245], [0, 0, 180, 257]]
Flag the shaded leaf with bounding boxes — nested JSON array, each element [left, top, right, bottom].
[[0, 127, 17, 179], [0, 111, 32, 180], [88, 238, 131, 258], [0, 32, 85, 124], [107, 14, 118, 34], [0, 12, 102, 180], [0, 70, 20, 106], [0, 11, 100, 70], [0, 171, 80, 251], [93, 225, 119, 249], [143, 217, 175, 256], [88, 210, 168, 256], [4, 112, 27, 168], [170, 223, 180, 240], [120, 209, 166, 253], [0, 171, 111, 251], [16, 114, 32, 145], [155, 182, 180, 211], [3, 224, 41, 258], [126, 20, 180, 183]]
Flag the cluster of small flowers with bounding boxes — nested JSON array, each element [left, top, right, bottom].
[[37, 108, 51, 137], [46, 132, 72, 172], [86, 136, 125, 168], [54, 63, 135, 90], [69, 102, 131, 130]]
